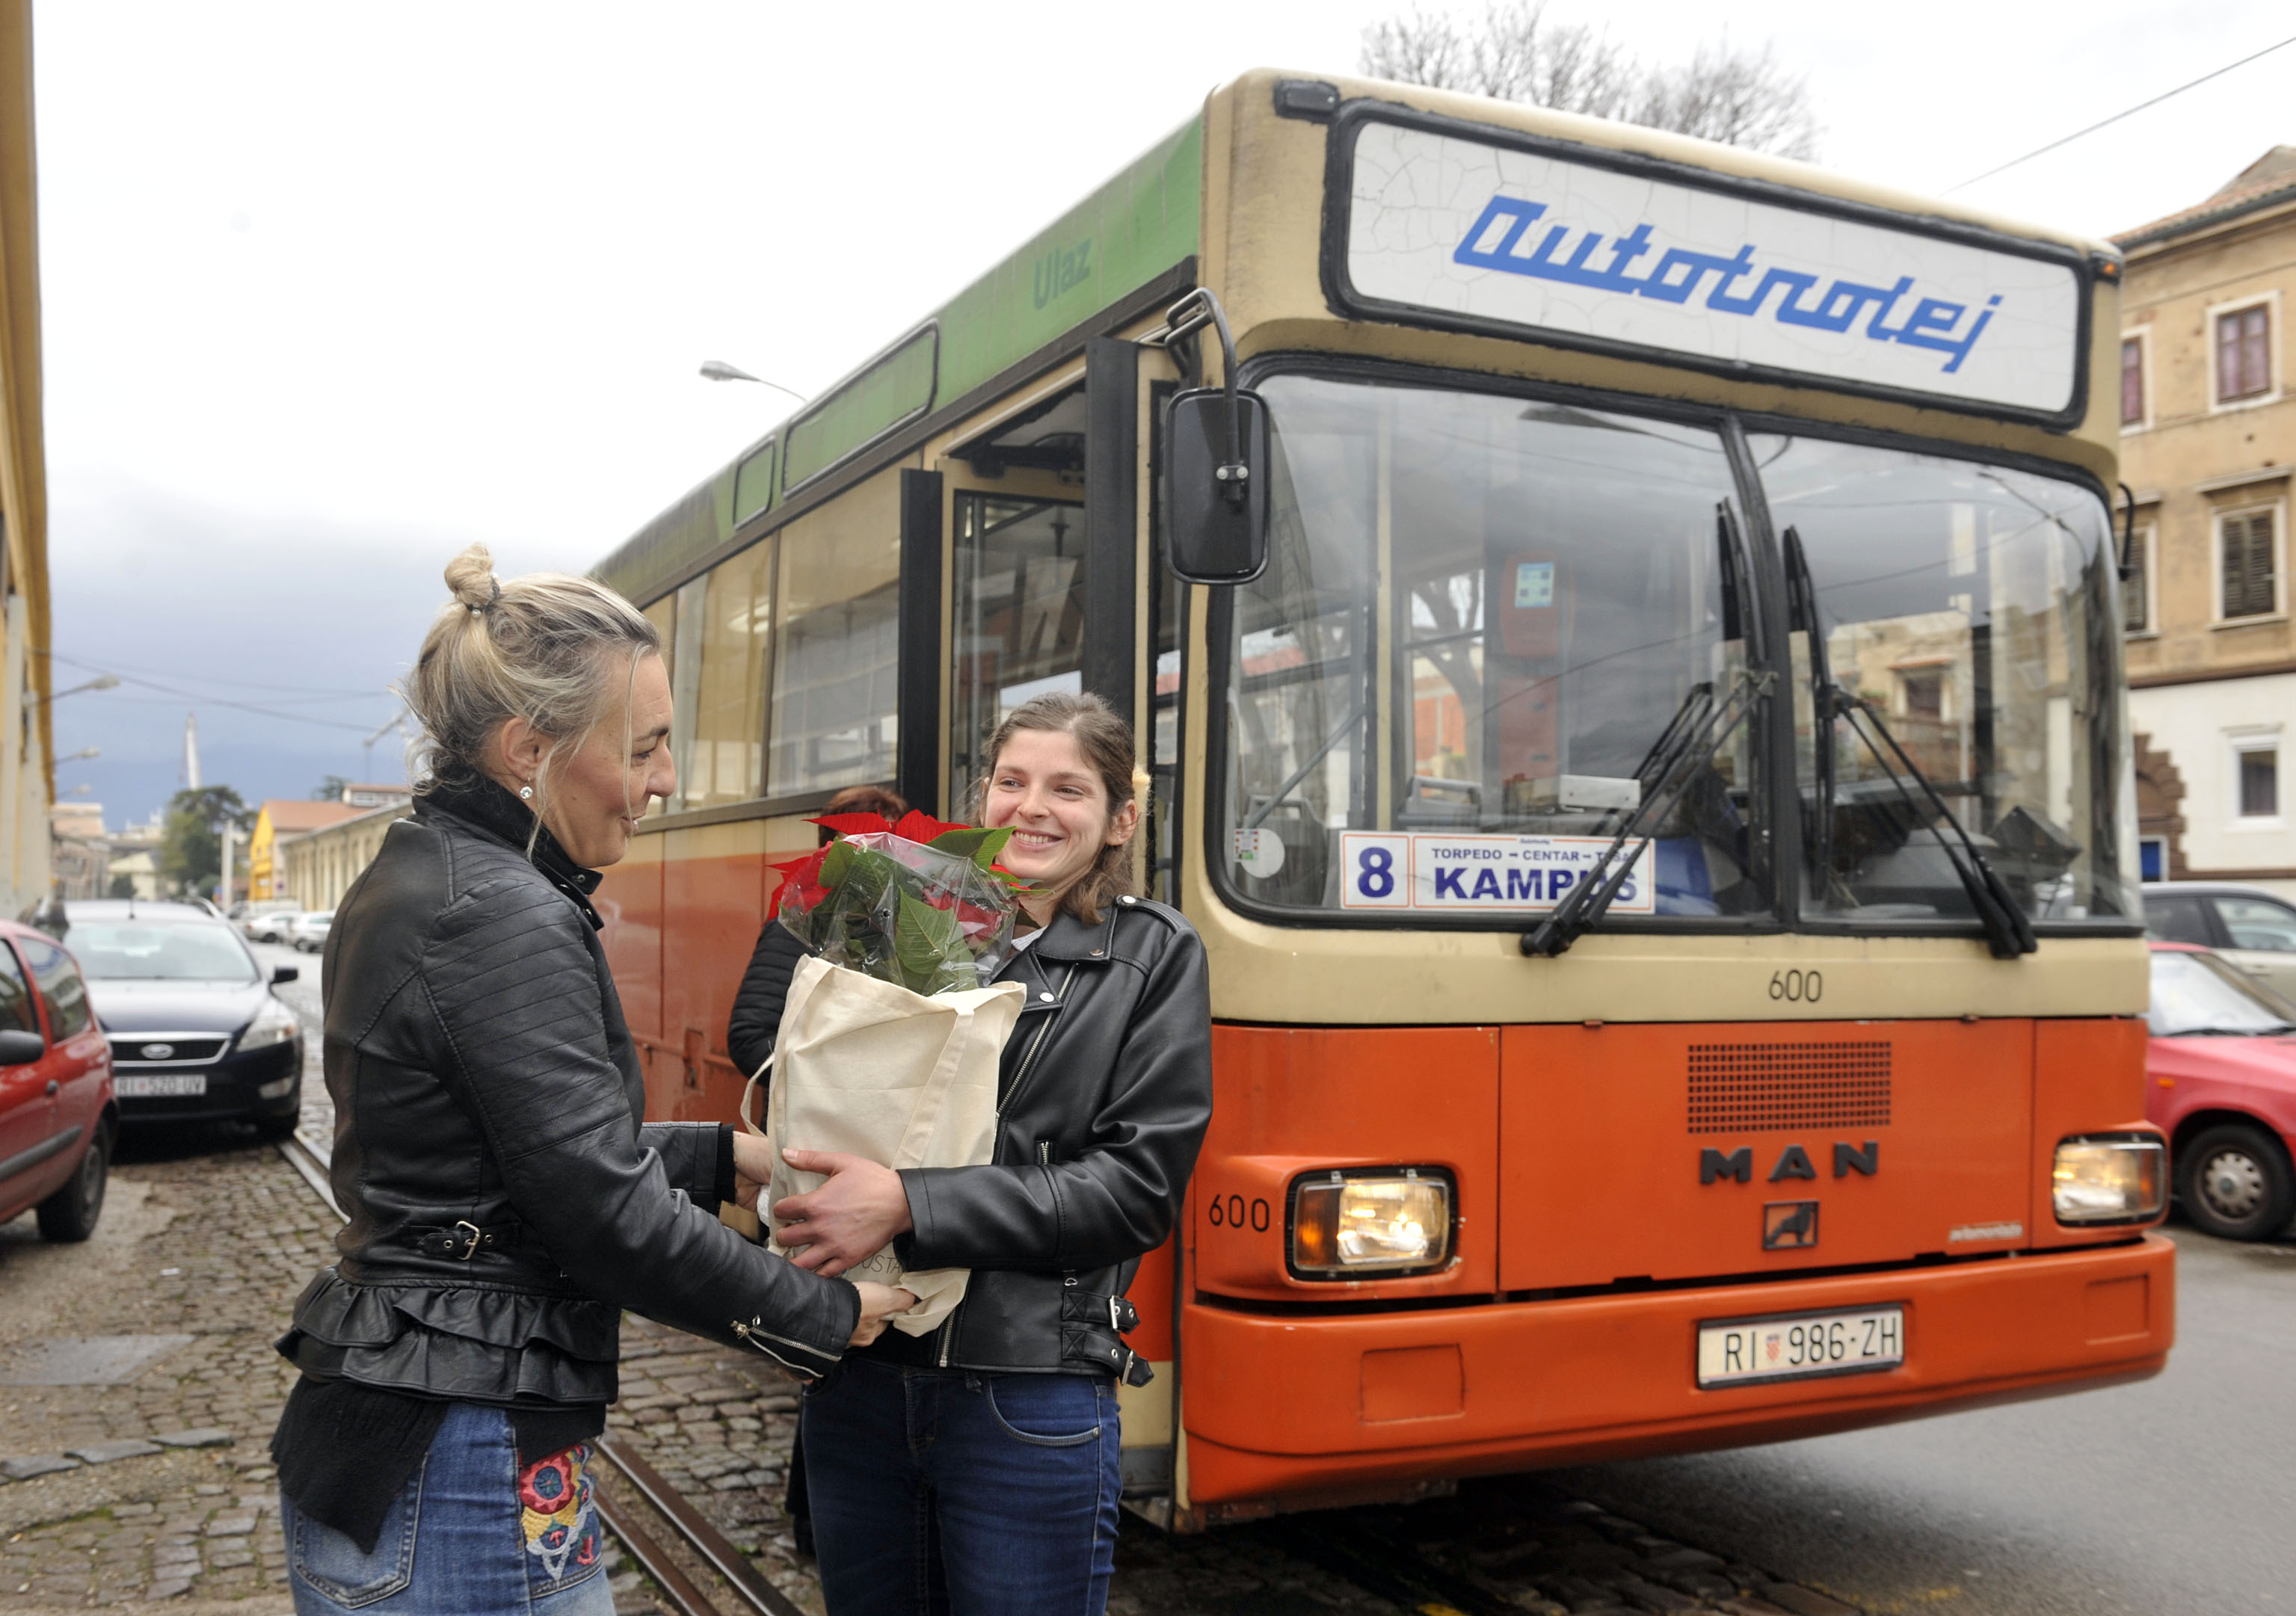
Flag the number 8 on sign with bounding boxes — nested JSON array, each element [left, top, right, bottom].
[[1341, 833, 1412, 907]]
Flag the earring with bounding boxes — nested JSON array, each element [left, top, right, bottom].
[[519, 785, 535, 801]]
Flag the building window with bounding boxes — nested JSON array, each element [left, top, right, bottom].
[[2123, 522, 2150, 632], [2120, 336, 2145, 426], [2138, 836, 2165, 882], [2239, 746, 2280, 818], [2217, 303, 2272, 403], [2220, 508, 2278, 620]]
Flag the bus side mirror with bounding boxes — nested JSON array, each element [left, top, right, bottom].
[[1163, 387, 1270, 586]]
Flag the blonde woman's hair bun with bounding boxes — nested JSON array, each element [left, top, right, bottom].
[[444, 543, 499, 614]]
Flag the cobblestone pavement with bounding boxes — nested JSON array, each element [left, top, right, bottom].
[[1, 946, 1859, 1615], [0, 1128, 324, 1612]]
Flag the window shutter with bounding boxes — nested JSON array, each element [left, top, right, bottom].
[[2122, 527, 2148, 631], [2223, 511, 2277, 619]]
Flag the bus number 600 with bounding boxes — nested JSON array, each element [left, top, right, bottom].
[[1769, 969, 1823, 1003], [1207, 1194, 1270, 1233]]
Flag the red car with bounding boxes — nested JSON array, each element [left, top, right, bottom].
[[2146, 940, 2296, 1241], [0, 918, 114, 1241]]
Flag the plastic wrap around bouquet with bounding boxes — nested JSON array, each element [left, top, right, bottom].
[[741, 812, 1028, 1335]]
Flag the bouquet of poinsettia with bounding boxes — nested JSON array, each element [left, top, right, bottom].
[[766, 810, 1023, 997], [744, 811, 1031, 1336]]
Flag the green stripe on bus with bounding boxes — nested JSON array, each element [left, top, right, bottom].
[[781, 326, 938, 491]]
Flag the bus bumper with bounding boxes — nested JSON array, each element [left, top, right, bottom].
[[1178, 1233, 2173, 1511]]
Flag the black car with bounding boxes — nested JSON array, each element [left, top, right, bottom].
[[61, 900, 304, 1138]]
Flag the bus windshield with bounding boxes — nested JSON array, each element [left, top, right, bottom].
[[1216, 371, 2132, 929]]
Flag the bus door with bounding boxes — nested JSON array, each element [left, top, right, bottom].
[[938, 338, 1183, 1502]]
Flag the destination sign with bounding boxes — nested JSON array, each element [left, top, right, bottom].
[[1338, 832, 1655, 915], [1342, 120, 2084, 417]]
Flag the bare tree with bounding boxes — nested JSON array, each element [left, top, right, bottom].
[[1361, 2, 1820, 161]]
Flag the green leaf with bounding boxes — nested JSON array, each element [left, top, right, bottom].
[[925, 826, 1014, 868], [893, 892, 964, 992]]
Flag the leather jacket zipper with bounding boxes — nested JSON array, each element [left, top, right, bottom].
[[937, 963, 1076, 1369]]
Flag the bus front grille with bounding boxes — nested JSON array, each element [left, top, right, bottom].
[[1685, 1041, 1892, 1134]]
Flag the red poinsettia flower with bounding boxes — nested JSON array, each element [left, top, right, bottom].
[[765, 845, 834, 919]]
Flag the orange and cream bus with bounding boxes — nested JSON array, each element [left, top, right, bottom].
[[593, 68, 2170, 1529]]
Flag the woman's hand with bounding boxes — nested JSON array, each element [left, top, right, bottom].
[[772, 1150, 914, 1277], [849, 1283, 917, 1348], [731, 1131, 776, 1212]]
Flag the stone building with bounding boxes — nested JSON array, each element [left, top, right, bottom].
[[2117, 147, 2296, 896]]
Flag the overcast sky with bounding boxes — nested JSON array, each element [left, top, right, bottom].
[[34, 0, 2296, 827]]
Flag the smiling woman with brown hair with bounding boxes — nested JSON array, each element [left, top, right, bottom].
[[268, 543, 911, 1616], [770, 691, 1213, 1615]]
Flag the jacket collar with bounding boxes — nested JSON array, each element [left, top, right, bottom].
[[1018, 903, 1121, 965], [416, 775, 605, 930]]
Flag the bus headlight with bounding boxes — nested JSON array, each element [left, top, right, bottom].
[[1289, 1168, 1452, 1277], [2052, 1135, 2166, 1224]]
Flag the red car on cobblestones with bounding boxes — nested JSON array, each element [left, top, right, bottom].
[[0, 917, 115, 1241], [2146, 942, 2296, 1241]]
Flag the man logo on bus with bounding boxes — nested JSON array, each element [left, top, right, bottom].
[[1764, 1200, 1819, 1250]]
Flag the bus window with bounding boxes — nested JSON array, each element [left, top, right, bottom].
[[949, 494, 1086, 815], [1755, 435, 2132, 924], [768, 472, 902, 796], [674, 540, 772, 810], [1220, 374, 1761, 920]]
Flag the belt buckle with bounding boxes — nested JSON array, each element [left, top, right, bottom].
[[450, 1220, 484, 1261]]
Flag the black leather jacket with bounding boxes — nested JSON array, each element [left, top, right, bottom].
[[730, 894, 1212, 1381], [277, 780, 860, 1404]]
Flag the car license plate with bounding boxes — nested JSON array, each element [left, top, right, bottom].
[[1696, 1306, 1903, 1388], [116, 1073, 206, 1098]]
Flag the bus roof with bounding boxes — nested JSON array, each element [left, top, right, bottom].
[[595, 69, 2120, 608]]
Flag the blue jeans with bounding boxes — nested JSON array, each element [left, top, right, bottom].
[[280, 1402, 613, 1615], [802, 1359, 1121, 1616]]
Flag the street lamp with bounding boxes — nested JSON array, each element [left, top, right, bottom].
[[57, 747, 99, 762], [29, 673, 118, 706], [698, 360, 807, 404]]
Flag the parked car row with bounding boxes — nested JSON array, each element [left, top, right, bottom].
[[1, 898, 308, 1245], [233, 903, 333, 952], [2142, 879, 2296, 1243]]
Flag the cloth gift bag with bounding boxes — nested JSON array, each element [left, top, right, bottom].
[[741, 954, 1026, 1335]]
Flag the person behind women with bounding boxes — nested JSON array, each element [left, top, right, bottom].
[[270, 546, 911, 1615], [724, 780, 908, 1555], [727, 783, 909, 1088], [769, 691, 1213, 1615]]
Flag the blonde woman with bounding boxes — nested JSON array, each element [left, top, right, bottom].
[[269, 546, 911, 1615]]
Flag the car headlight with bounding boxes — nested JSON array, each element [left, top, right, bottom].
[[2052, 1135, 2166, 1224], [237, 996, 301, 1052], [1289, 1168, 1452, 1277]]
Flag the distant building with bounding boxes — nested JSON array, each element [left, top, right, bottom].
[[280, 801, 413, 912], [49, 801, 107, 899], [247, 800, 363, 901], [2116, 147, 2296, 896], [105, 845, 158, 901]]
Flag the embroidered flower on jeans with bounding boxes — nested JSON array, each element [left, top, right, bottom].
[[520, 1443, 597, 1583]]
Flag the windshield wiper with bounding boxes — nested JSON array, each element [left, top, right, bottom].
[[1783, 522, 2035, 961], [1521, 670, 1769, 957], [1782, 526, 1835, 889], [1523, 500, 1769, 959], [1826, 687, 2037, 960]]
